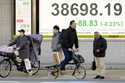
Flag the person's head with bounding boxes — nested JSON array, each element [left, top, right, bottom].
[[94, 31, 101, 39], [70, 20, 76, 29], [18, 29, 25, 36], [53, 25, 60, 34]]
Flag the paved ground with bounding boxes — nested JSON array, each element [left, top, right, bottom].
[[0, 70, 125, 81]]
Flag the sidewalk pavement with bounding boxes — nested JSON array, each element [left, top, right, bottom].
[[0, 70, 125, 81]]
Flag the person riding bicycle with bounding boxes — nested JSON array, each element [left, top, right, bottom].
[[8, 29, 32, 76], [60, 20, 79, 71]]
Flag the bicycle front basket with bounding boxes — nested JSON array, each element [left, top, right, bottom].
[[76, 54, 85, 63]]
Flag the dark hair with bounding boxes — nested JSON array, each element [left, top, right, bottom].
[[94, 31, 102, 39], [53, 25, 60, 31], [70, 20, 75, 25], [94, 31, 99, 34], [18, 29, 25, 33]]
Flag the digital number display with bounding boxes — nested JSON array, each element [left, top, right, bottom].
[[51, 3, 122, 16], [39, 0, 125, 37]]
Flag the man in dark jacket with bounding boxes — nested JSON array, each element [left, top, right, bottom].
[[9, 29, 32, 75], [60, 20, 79, 70], [93, 31, 107, 79]]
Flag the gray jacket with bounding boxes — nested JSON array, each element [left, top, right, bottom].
[[9, 35, 30, 59], [51, 32, 61, 52]]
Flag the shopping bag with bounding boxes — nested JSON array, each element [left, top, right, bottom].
[[91, 58, 96, 71]]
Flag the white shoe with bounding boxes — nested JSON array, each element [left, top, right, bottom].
[[28, 71, 33, 76]]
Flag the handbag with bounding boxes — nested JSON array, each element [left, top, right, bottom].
[[91, 58, 96, 71]]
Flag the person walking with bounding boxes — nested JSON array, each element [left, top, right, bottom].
[[93, 31, 107, 79], [51, 25, 63, 65]]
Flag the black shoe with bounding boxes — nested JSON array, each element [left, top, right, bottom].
[[94, 75, 101, 79], [17, 66, 24, 72], [99, 76, 105, 79], [51, 71, 56, 76], [60, 68, 65, 71]]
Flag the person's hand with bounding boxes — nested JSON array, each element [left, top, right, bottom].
[[74, 48, 79, 52], [14, 50, 19, 56], [96, 49, 100, 52], [68, 48, 73, 51], [16, 47, 20, 51]]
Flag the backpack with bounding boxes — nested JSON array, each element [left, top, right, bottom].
[[59, 29, 68, 45], [30, 34, 43, 44], [26, 34, 43, 48]]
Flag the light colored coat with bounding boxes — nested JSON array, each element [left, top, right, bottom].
[[51, 32, 61, 52]]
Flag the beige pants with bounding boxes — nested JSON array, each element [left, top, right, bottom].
[[53, 51, 64, 65], [95, 57, 106, 76]]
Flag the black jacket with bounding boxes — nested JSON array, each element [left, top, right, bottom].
[[61, 27, 79, 49], [93, 36, 107, 57]]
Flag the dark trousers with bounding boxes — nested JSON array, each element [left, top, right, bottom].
[[60, 48, 73, 70]]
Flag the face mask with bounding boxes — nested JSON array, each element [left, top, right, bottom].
[[54, 29, 58, 33]]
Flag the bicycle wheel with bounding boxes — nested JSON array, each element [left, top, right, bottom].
[[46, 65, 60, 79], [73, 63, 86, 79], [0, 59, 12, 78]]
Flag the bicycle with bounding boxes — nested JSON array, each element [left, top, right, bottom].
[[0, 51, 40, 78], [45, 51, 86, 79]]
